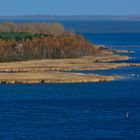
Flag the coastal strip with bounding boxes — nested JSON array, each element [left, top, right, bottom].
[[0, 71, 118, 84], [0, 54, 139, 84], [0, 55, 139, 72]]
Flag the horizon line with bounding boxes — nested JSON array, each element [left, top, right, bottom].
[[0, 14, 140, 17]]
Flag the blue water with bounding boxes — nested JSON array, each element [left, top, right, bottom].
[[82, 33, 140, 64], [0, 19, 140, 139], [0, 82, 140, 139], [66, 67, 140, 81]]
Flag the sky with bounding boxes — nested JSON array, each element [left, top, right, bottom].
[[0, 0, 140, 16]]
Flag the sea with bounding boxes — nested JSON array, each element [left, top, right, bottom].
[[0, 19, 140, 140]]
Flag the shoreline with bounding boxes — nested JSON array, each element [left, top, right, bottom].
[[0, 71, 118, 84], [0, 54, 139, 84]]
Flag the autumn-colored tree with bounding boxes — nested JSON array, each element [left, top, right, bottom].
[[0, 22, 105, 62]]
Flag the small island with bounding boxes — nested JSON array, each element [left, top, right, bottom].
[[0, 22, 139, 84]]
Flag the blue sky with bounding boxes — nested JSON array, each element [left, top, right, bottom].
[[0, 0, 140, 16]]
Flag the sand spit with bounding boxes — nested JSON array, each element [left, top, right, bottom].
[[0, 54, 139, 84], [0, 71, 118, 84]]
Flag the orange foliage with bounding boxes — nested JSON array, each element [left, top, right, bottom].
[[0, 32, 98, 61]]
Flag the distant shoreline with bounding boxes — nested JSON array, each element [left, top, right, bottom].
[[1, 15, 140, 21]]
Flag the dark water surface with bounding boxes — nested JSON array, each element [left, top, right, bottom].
[[0, 81, 140, 140], [0, 19, 140, 139]]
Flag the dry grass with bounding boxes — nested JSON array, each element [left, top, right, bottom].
[[0, 54, 137, 84], [0, 71, 117, 84]]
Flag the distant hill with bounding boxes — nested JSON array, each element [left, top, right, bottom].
[[1, 15, 140, 21]]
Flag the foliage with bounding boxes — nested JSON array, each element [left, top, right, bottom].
[[0, 32, 49, 41], [0, 22, 103, 61]]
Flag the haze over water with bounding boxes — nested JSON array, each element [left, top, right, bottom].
[[0, 19, 140, 139]]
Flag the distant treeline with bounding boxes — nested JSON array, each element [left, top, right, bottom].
[[0, 22, 105, 61], [0, 22, 64, 34]]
